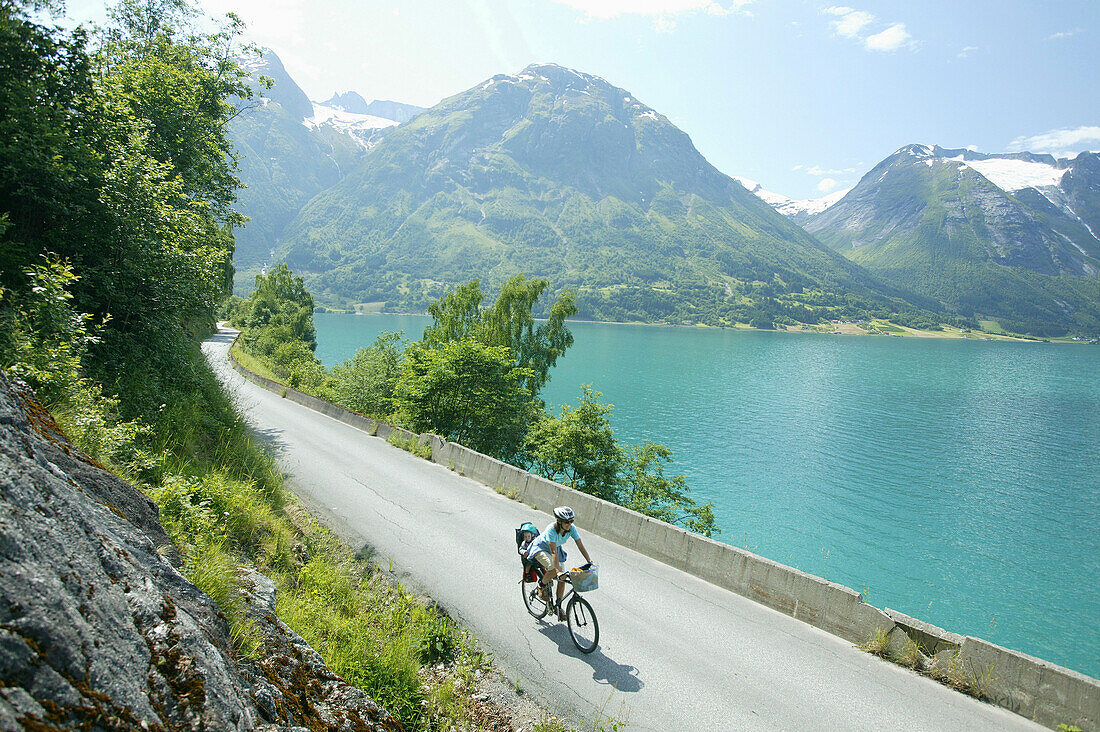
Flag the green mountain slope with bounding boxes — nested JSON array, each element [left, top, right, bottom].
[[230, 50, 361, 278], [275, 64, 934, 324], [804, 145, 1100, 335]]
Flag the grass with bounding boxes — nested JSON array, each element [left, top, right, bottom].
[[229, 341, 282, 383], [928, 653, 996, 700], [978, 319, 1008, 335], [862, 628, 994, 701], [387, 431, 433, 459], [860, 628, 891, 657], [493, 484, 519, 500], [274, 522, 487, 729]]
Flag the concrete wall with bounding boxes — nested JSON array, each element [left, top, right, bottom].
[[229, 344, 1098, 731]]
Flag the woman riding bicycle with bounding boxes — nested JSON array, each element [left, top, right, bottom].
[[526, 506, 593, 620]]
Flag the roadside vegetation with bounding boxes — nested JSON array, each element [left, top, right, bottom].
[[0, 1, 511, 729], [226, 269, 719, 536]]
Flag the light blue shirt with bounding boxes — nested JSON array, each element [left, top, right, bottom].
[[526, 522, 579, 563]]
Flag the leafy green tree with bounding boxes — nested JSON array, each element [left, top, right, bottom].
[[0, 0, 258, 415], [235, 264, 317, 352], [0, 257, 101, 405], [525, 385, 622, 501], [232, 264, 324, 388], [423, 276, 577, 397], [423, 281, 484, 345], [394, 340, 535, 462], [621, 442, 719, 537], [329, 332, 405, 417]]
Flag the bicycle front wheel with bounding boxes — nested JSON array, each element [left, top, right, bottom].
[[566, 595, 599, 653], [522, 580, 549, 619]]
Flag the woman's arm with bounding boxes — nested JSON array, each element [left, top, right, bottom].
[[576, 537, 592, 564]]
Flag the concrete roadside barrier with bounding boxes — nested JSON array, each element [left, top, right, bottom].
[[227, 343, 1098, 731], [954, 636, 1099, 731]]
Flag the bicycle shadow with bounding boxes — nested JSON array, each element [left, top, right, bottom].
[[536, 624, 644, 693]]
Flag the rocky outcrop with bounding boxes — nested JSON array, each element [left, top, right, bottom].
[[0, 374, 401, 731]]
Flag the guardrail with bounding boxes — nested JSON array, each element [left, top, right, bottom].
[[226, 341, 1098, 731]]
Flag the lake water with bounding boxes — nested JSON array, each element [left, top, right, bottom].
[[313, 312, 1100, 677]]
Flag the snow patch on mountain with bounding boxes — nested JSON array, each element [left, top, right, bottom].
[[303, 103, 397, 148], [956, 157, 1069, 191], [735, 177, 850, 217]]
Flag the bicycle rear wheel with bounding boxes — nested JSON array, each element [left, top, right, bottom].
[[566, 595, 599, 653], [522, 580, 549, 618]]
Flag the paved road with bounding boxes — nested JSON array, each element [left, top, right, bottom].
[[204, 328, 1041, 731]]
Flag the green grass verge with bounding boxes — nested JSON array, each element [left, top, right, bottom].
[[387, 431, 433, 459], [230, 341, 282, 383]]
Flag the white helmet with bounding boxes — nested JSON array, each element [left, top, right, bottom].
[[554, 506, 575, 522]]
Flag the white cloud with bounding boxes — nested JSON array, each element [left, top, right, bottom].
[[549, 0, 752, 22], [865, 23, 911, 51], [825, 7, 874, 38], [1008, 126, 1100, 158], [965, 144, 979, 151], [817, 178, 839, 192], [654, 15, 676, 32], [957, 45, 978, 58], [1045, 28, 1084, 41], [822, 6, 914, 52]]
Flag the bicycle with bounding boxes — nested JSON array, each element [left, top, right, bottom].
[[520, 564, 599, 653]]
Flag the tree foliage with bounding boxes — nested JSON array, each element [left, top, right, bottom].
[[394, 339, 535, 462], [621, 442, 717, 536], [0, 0, 258, 415], [423, 276, 576, 397], [328, 332, 404, 418], [230, 264, 324, 388], [526, 387, 718, 536], [526, 385, 621, 501]]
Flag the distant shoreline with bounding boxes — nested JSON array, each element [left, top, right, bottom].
[[316, 308, 1090, 344]]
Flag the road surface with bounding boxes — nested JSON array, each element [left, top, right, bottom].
[[204, 327, 1041, 731]]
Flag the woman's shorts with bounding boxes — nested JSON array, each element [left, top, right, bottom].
[[530, 550, 554, 572]]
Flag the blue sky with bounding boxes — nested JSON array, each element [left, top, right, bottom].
[[66, 0, 1098, 199]]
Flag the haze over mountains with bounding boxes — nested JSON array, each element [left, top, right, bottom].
[[228, 50, 1100, 335]]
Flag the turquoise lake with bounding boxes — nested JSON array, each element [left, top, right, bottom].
[[313, 312, 1100, 677]]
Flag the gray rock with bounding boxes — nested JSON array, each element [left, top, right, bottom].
[[0, 374, 403, 731]]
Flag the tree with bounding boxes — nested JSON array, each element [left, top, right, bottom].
[[394, 340, 536, 462], [621, 442, 719, 537], [232, 264, 323, 387], [423, 276, 577, 397], [525, 385, 622, 501], [329, 331, 404, 417], [235, 264, 317, 351], [0, 0, 259, 415]]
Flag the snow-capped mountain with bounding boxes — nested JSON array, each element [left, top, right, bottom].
[[303, 101, 396, 149], [802, 143, 1100, 334], [734, 177, 851, 224], [320, 93, 426, 125], [274, 62, 908, 321], [228, 49, 422, 280]]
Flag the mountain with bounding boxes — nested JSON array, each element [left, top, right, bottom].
[[322, 90, 370, 113], [273, 63, 931, 324], [364, 99, 425, 124], [734, 177, 850, 226], [228, 51, 398, 279], [322, 93, 425, 124], [799, 144, 1100, 334]]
